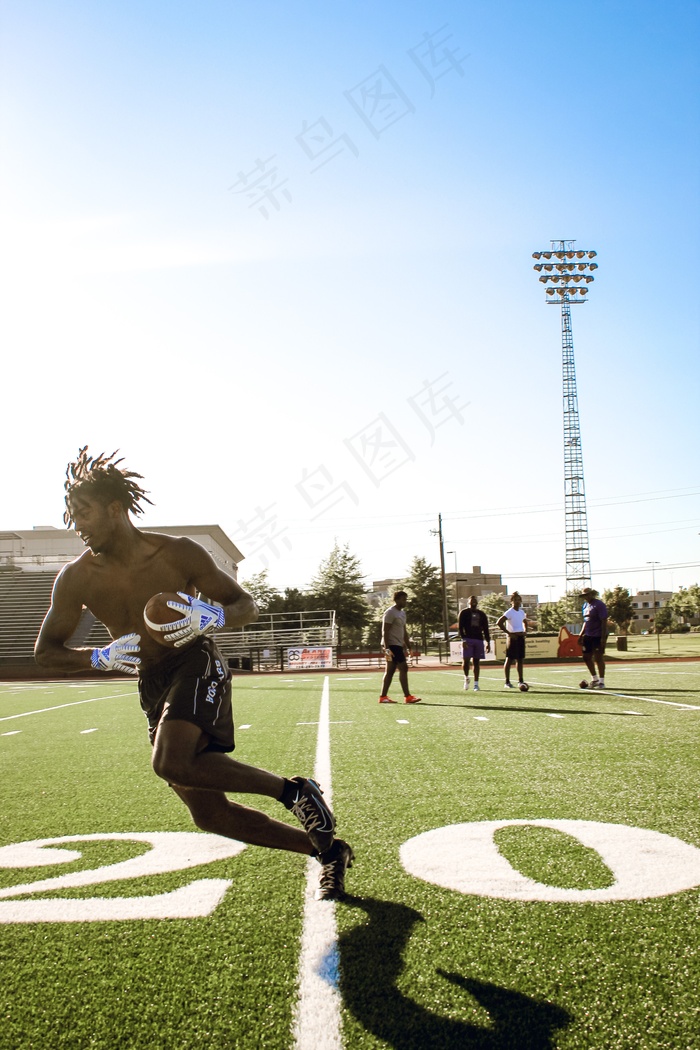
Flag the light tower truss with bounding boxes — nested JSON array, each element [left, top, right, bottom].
[[532, 240, 598, 591]]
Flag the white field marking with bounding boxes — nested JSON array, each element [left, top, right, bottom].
[[396, 719, 410, 724], [401, 820, 700, 902], [615, 668, 700, 676], [623, 711, 643, 716], [239, 724, 252, 730], [585, 690, 700, 711], [474, 717, 489, 722], [0, 832, 245, 922], [1, 731, 21, 736], [296, 721, 352, 726], [80, 729, 99, 734], [439, 670, 700, 711], [0, 692, 134, 722], [293, 675, 343, 1050], [546, 714, 565, 719]]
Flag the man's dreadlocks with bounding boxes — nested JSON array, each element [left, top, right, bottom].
[[63, 446, 153, 526]]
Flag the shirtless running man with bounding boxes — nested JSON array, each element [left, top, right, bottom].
[[34, 447, 353, 900]]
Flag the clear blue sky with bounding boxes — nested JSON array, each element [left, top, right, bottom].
[[1, 0, 698, 600]]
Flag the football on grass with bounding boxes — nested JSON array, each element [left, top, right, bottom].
[[579, 679, 589, 689], [143, 592, 187, 648], [519, 682, 529, 692]]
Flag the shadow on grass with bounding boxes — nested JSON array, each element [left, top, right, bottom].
[[420, 701, 648, 717], [339, 896, 572, 1049]]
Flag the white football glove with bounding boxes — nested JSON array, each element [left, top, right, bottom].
[[91, 633, 141, 675], [151, 592, 225, 648]]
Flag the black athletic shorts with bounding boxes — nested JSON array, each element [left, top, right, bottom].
[[505, 634, 525, 660], [582, 635, 604, 654], [138, 637, 235, 752], [387, 644, 407, 664]]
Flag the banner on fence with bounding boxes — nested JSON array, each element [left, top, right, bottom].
[[451, 636, 560, 663], [493, 635, 559, 660], [285, 646, 335, 670]]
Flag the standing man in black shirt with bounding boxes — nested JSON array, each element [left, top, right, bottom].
[[458, 596, 491, 692]]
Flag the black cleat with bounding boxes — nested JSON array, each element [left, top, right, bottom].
[[315, 839, 354, 901], [285, 777, 336, 854]]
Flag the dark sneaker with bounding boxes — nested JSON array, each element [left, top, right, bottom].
[[285, 777, 336, 853], [315, 839, 354, 901]]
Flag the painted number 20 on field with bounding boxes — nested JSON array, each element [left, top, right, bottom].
[[1, 821, 700, 923]]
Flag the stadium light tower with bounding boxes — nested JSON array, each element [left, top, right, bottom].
[[532, 239, 598, 591]]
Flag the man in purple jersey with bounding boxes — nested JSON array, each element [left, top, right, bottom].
[[458, 596, 491, 692], [578, 587, 609, 689]]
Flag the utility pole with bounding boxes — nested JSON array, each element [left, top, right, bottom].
[[432, 513, 450, 644], [647, 560, 661, 654]]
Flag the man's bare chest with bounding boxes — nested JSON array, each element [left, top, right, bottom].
[[80, 556, 191, 636]]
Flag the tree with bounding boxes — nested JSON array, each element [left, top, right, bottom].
[[534, 592, 584, 633], [654, 606, 674, 633], [602, 586, 634, 634], [668, 584, 700, 623], [538, 603, 560, 633], [239, 570, 282, 612], [557, 591, 585, 628], [363, 610, 384, 650], [478, 592, 509, 625], [402, 556, 444, 650], [308, 542, 371, 644]]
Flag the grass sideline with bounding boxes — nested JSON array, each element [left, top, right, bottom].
[[0, 663, 698, 1049]]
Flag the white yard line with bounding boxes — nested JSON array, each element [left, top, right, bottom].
[[0, 692, 135, 722], [293, 675, 343, 1050]]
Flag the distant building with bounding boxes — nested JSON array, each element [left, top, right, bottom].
[[0, 525, 244, 577], [445, 565, 507, 603], [630, 589, 672, 634]]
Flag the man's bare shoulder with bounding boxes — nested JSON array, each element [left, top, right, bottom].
[[145, 532, 208, 561], [57, 550, 96, 581], [50, 551, 96, 602]]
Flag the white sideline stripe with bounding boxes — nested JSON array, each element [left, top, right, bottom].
[[596, 691, 700, 711], [1, 731, 21, 736], [438, 671, 700, 711], [0, 692, 134, 722], [513, 677, 700, 711], [293, 676, 343, 1050]]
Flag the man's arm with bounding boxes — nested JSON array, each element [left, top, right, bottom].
[[35, 567, 99, 672], [481, 611, 491, 650], [380, 609, 389, 650], [495, 613, 507, 632], [181, 538, 259, 629]]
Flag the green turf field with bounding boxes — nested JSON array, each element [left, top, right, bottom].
[[1, 664, 699, 1049]]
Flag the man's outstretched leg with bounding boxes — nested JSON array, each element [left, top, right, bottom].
[[173, 785, 354, 901], [153, 719, 336, 853]]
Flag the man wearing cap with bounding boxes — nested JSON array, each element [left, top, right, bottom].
[[578, 587, 609, 688]]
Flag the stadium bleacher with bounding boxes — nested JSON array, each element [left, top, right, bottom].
[[0, 571, 110, 668], [0, 570, 336, 676]]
